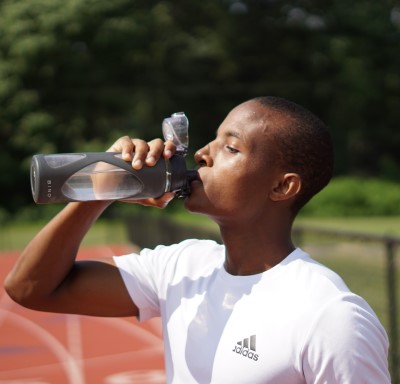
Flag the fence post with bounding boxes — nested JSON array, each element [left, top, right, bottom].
[[386, 239, 398, 383]]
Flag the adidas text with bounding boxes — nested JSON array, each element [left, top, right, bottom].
[[232, 335, 259, 361], [232, 345, 259, 361]]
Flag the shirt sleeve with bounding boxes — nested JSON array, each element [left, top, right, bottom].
[[113, 239, 209, 322], [113, 244, 170, 321], [301, 293, 390, 383]]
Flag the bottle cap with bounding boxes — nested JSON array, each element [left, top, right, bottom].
[[162, 112, 189, 155]]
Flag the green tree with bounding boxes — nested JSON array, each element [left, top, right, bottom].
[[0, 0, 399, 215], [0, 0, 227, 212]]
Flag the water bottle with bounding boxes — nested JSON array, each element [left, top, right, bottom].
[[30, 112, 197, 204]]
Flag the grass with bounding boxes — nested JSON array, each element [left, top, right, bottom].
[[0, 219, 130, 252], [295, 215, 400, 237]]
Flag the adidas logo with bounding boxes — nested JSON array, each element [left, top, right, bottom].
[[232, 335, 259, 361]]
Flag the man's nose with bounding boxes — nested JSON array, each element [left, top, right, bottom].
[[194, 144, 213, 167]]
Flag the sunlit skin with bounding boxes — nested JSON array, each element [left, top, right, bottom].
[[4, 100, 301, 317]]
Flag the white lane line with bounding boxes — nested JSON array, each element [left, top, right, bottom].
[[66, 314, 84, 372], [0, 346, 164, 378], [0, 308, 84, 384]]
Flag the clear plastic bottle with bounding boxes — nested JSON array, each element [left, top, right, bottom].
[[30, 112, 197, 204]]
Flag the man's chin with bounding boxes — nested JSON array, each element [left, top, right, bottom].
[[184, 195, 206, 215], [183, 195, 197, 212]]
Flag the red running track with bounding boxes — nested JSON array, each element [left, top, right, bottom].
[[0, 245, 165, 384]]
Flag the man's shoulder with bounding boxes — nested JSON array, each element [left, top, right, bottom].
[[147, 238, 225, 275], [283, 248, 350, 293], [151, 238, 223, 259]]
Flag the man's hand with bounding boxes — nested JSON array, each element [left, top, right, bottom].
[[106, 136, 177, 208], [107, 136, 176, 169]]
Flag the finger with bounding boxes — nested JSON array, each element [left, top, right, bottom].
[[121, 138, 135, 161], [131, 139, 150, 169], [163, 140, 177, 159], [145, 138, 166, 166], [143, 192, 175, 208], [107, 136, 134, 162]]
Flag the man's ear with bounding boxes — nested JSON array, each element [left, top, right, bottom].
[[269, 173, 301, 202]]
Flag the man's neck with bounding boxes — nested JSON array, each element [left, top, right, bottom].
[[218, 218, 295, 276]]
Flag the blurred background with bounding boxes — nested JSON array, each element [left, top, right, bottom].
[[0, 0, 400, 382], [1, 0, 400, 218]]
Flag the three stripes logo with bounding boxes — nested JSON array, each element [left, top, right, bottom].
[[232, 335, 259, 361]]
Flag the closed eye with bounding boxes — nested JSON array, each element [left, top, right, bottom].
[[226, 145, 239, 154]]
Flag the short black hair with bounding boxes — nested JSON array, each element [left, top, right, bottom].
[[253, 96, 334, 214]]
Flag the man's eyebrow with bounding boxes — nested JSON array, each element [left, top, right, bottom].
[[226, 130, 244, 140], [216, 128, 245, 141]]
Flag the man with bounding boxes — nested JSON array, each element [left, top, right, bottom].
[[5, 96, 390, 383]]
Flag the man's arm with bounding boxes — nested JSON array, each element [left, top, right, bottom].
[[4, 136, 175, 317], [4, 201, 139, 316]]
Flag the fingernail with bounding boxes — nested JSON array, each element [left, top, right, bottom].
[[133, 159, 142, 168], [146, 156, 156, 164]]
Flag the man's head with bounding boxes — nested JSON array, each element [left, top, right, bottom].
[[186, 96, 333, 223], [252, 96, 334, 214]]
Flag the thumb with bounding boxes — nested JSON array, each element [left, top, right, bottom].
[[154, 192, 175, 208]]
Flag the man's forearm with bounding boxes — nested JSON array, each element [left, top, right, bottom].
[[4, 201, 111, 308]]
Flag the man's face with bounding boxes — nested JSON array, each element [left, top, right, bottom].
[[184, 101, 283, 224]]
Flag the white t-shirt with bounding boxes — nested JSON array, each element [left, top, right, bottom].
[[114, 239, 390, 384]]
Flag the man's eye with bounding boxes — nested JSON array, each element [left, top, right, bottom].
[[226, 145, 239, 153]]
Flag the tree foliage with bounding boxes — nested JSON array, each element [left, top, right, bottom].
[[0, 0, 399, 214]]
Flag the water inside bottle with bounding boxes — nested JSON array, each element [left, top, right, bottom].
[[61, 161, 144, 201]]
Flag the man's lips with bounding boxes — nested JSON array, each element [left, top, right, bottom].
[[189, 169, 203, 186]]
